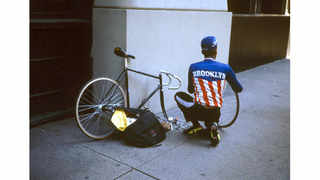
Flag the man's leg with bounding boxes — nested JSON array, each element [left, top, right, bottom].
[[174, 91, 195, 123], [174, 92, 203, 134], [200, 107, 221, 146], [203, 108, 220, 128]]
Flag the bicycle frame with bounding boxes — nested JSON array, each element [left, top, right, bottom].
[[114, 58, 169, 119]]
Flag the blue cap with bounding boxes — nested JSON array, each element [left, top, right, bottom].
[[201, 36, 217, 51]]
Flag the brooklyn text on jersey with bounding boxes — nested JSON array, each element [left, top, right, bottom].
[[192, 70, 226, 80]]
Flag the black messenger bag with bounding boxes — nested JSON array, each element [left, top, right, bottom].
[[122, 108, 166, 147]]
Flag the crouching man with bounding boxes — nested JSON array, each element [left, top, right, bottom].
[[175, 36, 243, 146]]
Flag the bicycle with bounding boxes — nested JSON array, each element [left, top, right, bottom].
[[75, 47, 182, 139], [75, 47, 240, 139]]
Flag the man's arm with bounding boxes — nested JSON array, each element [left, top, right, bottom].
[[188, 66, 194, 94], [226, 66, 243, 93]]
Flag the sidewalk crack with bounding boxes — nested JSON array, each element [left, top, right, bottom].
[[113, 168, 133, 180]]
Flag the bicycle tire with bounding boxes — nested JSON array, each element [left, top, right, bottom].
[[159, 90, 169, 120], [75, 77, 127, 139], [217, 91, 240, 128]]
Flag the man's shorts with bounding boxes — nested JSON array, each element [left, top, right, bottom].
[[174, 91, 220, 124]]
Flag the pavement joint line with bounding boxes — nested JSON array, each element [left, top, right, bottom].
[[113, 168, 133, 180], [80, 144, 160, 180], [131, 168, 160, 180]]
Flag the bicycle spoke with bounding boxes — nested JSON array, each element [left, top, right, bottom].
[[112, 93, 124, 104], [79, 114, 93, 125], [97, 112, 104, 130], [98, 84, 113, 103], [101, 95, 113, 105], [84, 118, 95, 132], [80, 114, 93, 129], [98, 82, 107, 104], [100, 92, 113, 105], [79, 93, 95, 105], [78, 105, 98, 113], [97, 81, 107, 104], [85, 88, 101, 104], [107, 86, 118, 100], [79, 112, 92, 119], [102, 81, 114, 102], [107, 87, 124, 103], [104, 92, 120, 104], [108, 93, 123, 104], [80, 111, 97, 124], [101, 86, 120, 104], [79, 104, 98, 109], [86, 115, 101, 133], [81, 92, 95, 105]]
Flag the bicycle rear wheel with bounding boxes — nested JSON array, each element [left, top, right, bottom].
[[75, 77, 127, 139]]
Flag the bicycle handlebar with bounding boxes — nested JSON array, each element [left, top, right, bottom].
[[160, 70, 182, 90]]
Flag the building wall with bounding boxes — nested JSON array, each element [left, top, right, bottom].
[[91, 9, 126, 80], [126, 10, 232, 112]]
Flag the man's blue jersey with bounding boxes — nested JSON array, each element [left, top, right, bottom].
[[188, 58, 243, 107]]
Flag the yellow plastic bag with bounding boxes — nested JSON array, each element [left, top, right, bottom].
[[111, 110, 136, 131]]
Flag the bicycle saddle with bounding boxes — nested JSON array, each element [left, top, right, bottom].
[[114, 47, 135, 59]]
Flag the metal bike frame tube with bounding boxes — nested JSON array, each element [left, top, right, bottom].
[[123, 58, 130, 107], [115, 69, 129, 107], [127, 68, 160, 79], [137, 85, 161, 109], [123, 66, 168, 119], [126, 68, 160, 109], [159, 73, 168, 119], [115, 69, 127, 82]]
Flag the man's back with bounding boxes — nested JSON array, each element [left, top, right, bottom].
[[188, 58, 242, 108]]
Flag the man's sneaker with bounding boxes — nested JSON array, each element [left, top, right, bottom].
[[209, 124, 220, 146], [183, 125, 204, 135]]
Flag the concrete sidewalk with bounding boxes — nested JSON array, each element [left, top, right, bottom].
[[30, 59, 290, 180]]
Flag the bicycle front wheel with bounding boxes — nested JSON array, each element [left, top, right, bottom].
[[75, 77, 127, 139]]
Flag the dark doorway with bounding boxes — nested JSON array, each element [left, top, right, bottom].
[[30, 0, 94, 125]]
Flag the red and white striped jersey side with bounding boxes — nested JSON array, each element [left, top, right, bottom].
[[193, 77, 227, 108]]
